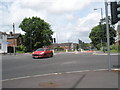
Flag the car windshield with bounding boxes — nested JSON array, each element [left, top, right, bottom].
[[36, 48, 46, 51]]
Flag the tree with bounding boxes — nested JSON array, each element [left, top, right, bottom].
[[89, 24, 116, 50], [19, 16, 53, 52]]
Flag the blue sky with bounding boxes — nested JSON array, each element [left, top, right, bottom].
[[0, 0, 117, 43]]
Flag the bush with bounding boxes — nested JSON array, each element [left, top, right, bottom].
[[16, 45, 27, 52], [110, 44, 120, 51], [54, 47, 64, 51], [96, 44, 101, 50]]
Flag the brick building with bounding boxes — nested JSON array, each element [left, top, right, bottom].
[[7, 32, 23, 53], [48, 43, 78, 51]]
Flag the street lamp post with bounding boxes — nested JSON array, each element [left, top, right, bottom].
[[94, 8, 105, 52], [13, 23, 16, 55]]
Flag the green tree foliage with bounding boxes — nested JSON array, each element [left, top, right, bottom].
[[19, 17, 53, 52], [76, 44, 79, 50], [89, 24, 116, 50]]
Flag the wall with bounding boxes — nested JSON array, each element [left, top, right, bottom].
[[0, 34, 7, 53], [116, 21, 120, 45]]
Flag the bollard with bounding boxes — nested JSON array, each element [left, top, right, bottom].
[[66, 49, 68, 52]]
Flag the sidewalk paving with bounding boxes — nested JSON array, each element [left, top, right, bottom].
[[2, 70, 118, 88], [93, 51, 120, 55]]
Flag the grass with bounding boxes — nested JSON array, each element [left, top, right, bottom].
[[16, 51, 25, 53], [100, 50, 120, 53], [110, 50, 120, 53]]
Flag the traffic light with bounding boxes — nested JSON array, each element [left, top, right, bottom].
[[110, 2, 120, 24], [53, 38, 56, 43]]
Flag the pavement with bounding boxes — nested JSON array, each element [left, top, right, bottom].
[[2, 70, 119, 88], [92, 51, 120, 55]]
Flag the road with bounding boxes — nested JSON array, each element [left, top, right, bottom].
[[2, 52, 118, 80]]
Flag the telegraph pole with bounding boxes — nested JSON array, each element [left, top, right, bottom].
[[100, 8, 105, 53], [13, 23, 16, 55]]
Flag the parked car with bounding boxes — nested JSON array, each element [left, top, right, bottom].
[[32, 48, 53, 58]]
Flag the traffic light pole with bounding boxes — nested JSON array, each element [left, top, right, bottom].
[[105, 0, 111, 71]]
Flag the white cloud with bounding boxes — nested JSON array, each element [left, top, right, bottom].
[[65, 14, 75, 21], [1, 0, 105, 43], [54, 12, 100, 43], [48, 0, 92, 13], [76, 12, 100, 32], [8, 0, 92, 14]]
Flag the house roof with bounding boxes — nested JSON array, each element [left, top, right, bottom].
[[53, 43, 78, 46], [7, 33, 21, 39], [0, 31, 7, 35]]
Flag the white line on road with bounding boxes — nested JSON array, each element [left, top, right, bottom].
[[2, 69, 108, 82]]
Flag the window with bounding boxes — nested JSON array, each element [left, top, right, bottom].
[[0, 35, 3, 39], [0, 43, 1, 49]]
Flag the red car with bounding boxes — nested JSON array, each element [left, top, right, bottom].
[[32, 48, 53, 58]]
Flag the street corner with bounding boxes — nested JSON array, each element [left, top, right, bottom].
[[2, 69, 118, 88], [2, 72, 87, 88], [92, 51, 107, 55]]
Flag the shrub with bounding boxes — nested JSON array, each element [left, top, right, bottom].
[[54, 47, 64, 51], [16, 45, 27, 52], [110, 44, 120, 51]]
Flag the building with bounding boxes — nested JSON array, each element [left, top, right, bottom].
[[48, 42, 78, 51], [7, 32, 23, 53], [116, 22, 120, 45], [0, 31, 7, 53]]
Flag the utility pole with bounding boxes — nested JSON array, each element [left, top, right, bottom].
[[30, 29, 32, 52], [13, 23, 16, 55], [105, 0, 111, 71], [100, 8, 105, 53], [94, 8, 105, 52]]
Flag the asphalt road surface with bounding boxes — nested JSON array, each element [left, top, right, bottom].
[[2, 52, 118, 80]]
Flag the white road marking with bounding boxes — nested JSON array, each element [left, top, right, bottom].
[[93, 53, 119, 55], [61, 61, 77, 65], [2, 69, 108, 82]]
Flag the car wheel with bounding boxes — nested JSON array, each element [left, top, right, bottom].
[[51, 53, 53, 57], [44, 53, 47, 57]]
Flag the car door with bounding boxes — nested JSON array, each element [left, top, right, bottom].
[[48, 49, 51, 56], [46, 49, 49, 56]]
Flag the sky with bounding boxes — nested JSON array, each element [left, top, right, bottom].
[[0, 0, 118, 43]]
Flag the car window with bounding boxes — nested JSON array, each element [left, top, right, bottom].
[[36, 48, 45, 51], [46, 49, 49, 51], [48, 49, 50, 51]]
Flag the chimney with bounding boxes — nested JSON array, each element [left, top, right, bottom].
[[10, 32, 13, 36]]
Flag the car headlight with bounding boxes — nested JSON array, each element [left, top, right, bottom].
[[32, 52, 35, 54], [40, 52, 44, 54]]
